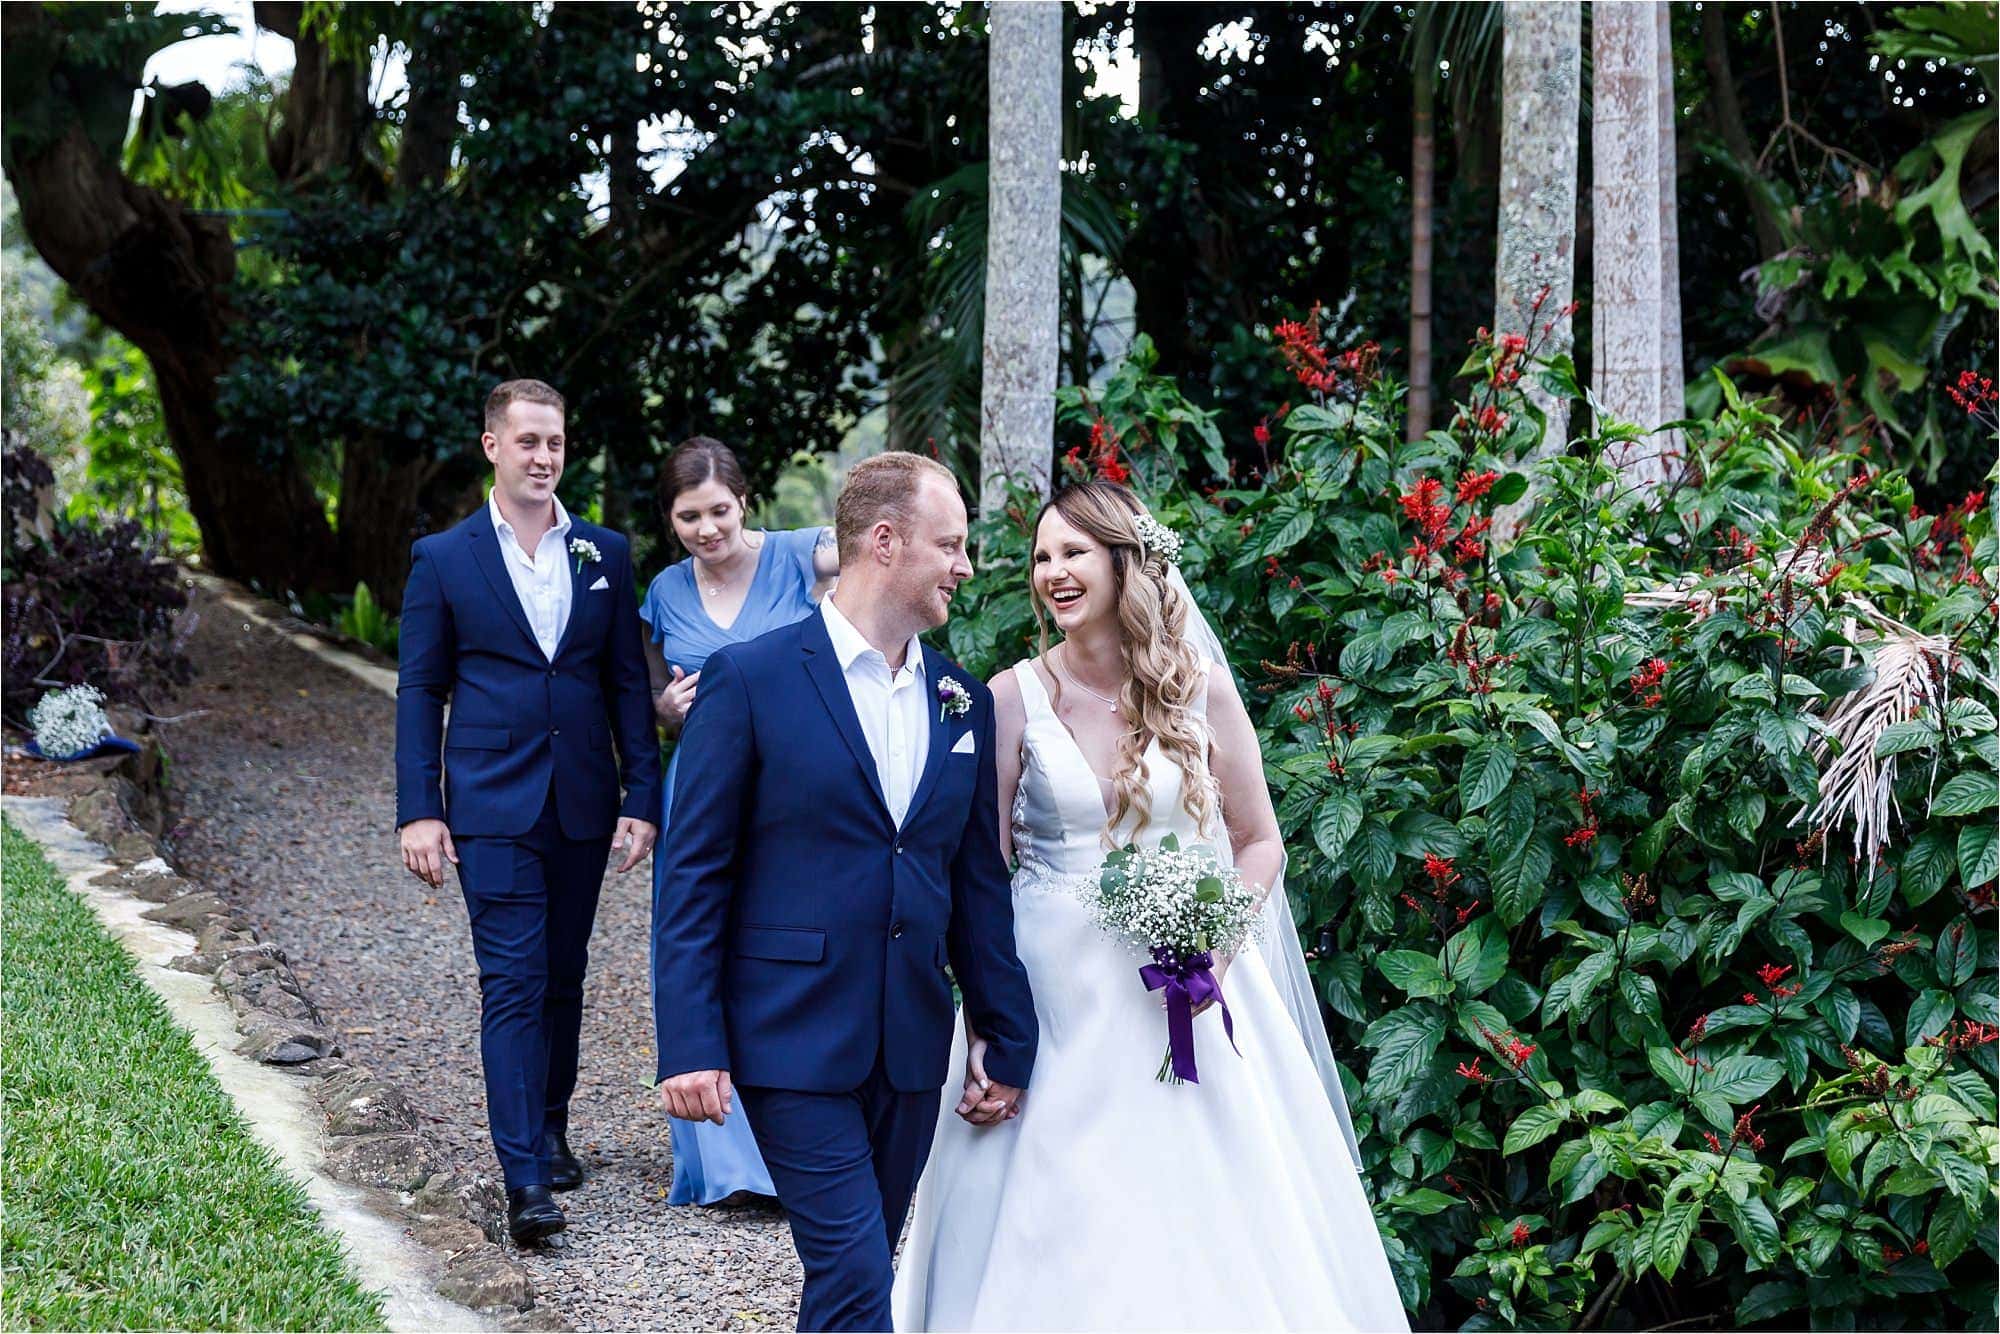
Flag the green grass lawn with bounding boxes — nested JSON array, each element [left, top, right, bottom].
[[1, 816, 387, 1331]]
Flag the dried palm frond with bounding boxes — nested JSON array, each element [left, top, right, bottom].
[[1792, 625, 1955, 866], [1625, 545, 1833, 617]]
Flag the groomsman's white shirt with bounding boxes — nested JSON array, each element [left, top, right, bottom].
[[821, 595, 929, 828], [489, 490, 574, 661]]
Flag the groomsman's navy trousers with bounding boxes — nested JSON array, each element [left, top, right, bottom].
[[454, 786, 611, 1191], [738, 1053, 935, 1333]]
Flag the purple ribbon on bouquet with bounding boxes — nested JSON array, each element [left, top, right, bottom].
[[1139, 945, 1239, 1083]]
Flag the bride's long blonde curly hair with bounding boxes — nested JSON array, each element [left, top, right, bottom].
[[1030, 481, 1217, 841]]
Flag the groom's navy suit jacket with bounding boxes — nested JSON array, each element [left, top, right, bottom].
[[652, 611, 1037, 1094], [394, 509, 660, 840]]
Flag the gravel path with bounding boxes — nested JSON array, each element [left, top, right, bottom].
[[166, 582, 802, 1330]]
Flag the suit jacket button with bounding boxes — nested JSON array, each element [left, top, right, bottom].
[[550, 727, 560, 736], [890, 922, 904, 939], [894, 845, 903, 855]]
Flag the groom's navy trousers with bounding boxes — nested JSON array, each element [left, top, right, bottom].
[[395, 508, 659, 1191], [653, 612, 1037, 1332]]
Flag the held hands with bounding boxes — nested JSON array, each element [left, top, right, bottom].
[[955, 1032, 1022, 1126], [660, 1069, 733, 1125], [613, 818, 658, 873], [655, 665, 700, 729], [400, 818, 458, 889]]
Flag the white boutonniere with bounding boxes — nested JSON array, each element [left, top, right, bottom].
[[569, 537, 602, 573], [937, 675, 971, 722]]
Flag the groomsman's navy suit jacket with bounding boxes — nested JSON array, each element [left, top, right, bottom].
[[652, 611, 1038, 1095], [395, 508, 660, 841]]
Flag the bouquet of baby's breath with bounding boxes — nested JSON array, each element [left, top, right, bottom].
[[27, 684, 110, 759], [1090, 833, 1260, 1083]]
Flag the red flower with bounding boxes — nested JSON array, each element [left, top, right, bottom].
[[1456, 470, 1500, 504], [1291, 702, 1313, 724], [1685, 1013, 1709, 1045], [1756, 962, 1792, 988], [1564, 826, 1597, 848], [1423, 853, 1460, 889], [1097, 455, 1130, 485], [1455, 1057, 1492, 1084], [1732, 1105, 1766, 1151], [1316, 679, 1337, 704], [1253, 418, 1272, 448], [1510, 1222, 1530, 1248], [1703, 1131, 1724, 1153]]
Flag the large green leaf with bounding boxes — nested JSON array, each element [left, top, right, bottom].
[[1457, 738, 1517, 813], [1377, 949, 1452, 999], [1312, 790, 1366, 863], [1901, 829, 1956, 906], [1958, 823, 1997, 890], [1936, 916, 1979, 988], [1700, 1053, 1784, 1104], [1932, 771, 1999, 817], [1361, 1004, 1447, 1101], [1503, 1103, 1566, 1155]]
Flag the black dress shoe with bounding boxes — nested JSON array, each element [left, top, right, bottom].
[[506, 1184, 566, 1245], [545, 1130, 585, 1192]]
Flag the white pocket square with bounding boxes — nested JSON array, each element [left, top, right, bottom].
[[588, 575, 609, 591], [951, 732, 976, 755]]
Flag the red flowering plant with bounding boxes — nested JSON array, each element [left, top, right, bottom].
[[945, 310, 1998, 1329]]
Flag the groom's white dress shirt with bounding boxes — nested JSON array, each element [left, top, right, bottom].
[[489, 490, 574, 661], [821, 595, 929, 828]]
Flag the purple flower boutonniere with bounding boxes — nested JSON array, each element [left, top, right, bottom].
[[937, 675, 971, 722]]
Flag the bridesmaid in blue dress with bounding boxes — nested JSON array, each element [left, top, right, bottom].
[[641, 435, 838, 1205]]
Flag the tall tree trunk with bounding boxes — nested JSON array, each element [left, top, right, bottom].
[[1128, 4, 1211, 379], [1491, 0, 1580, 537], [1407, 10, 1437, 443], [2, 30, 343, 599], [1592, 1, 1668, 481], [1657, 3, 1685, 441], [978, 0, 1062, 517], [1699, 1, 1786, 260]]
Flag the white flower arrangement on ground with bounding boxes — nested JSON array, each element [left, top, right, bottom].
[[28, 684, 111, 759], [1089, 833, 1260, 1082]]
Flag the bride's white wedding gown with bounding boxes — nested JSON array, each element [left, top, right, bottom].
[[891, 661, 1410, 1332]]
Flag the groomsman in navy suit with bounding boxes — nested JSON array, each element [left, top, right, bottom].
[[395, 379, 660, 1245], [654, 451, 1037, 1331]]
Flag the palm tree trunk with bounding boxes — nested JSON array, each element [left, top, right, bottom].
[[1407, 11, 1437, 443], [1657, 2, 1685, 433], [978, 0, 1063, 516], [1593, 0, 1668, 482], [1491, 0, 1580, 538]]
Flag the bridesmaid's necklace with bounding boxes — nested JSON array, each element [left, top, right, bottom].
[[1056, 644, 1121, 712], [700, 537, 756, 597]]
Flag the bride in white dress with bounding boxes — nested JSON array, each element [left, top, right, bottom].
[[892, 482, 1410, 1332]]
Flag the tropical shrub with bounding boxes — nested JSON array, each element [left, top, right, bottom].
[[947, 321, 1999, 1330]]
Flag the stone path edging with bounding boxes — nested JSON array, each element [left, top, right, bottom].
[[5, 765, 558, 1331]]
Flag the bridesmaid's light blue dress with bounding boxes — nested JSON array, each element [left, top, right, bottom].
[[641, 526, 828, 1204]]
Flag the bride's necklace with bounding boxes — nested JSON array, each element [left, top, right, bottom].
[[1056, 644, 1121, 712]]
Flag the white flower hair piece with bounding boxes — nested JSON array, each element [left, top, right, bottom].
[[1132, 512, 1183, 567]]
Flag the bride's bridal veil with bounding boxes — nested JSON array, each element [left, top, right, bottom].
[[1166, 558, 1366, 1169]]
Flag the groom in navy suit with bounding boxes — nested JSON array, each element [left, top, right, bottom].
[[654, 451, 1037, 1332], [395, 378, 659, 1245]]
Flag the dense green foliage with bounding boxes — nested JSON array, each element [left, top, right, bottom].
[[14, 3, 1988, 608], [0, 818, 388, 1331], [946, 323, 1999, 1330]]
